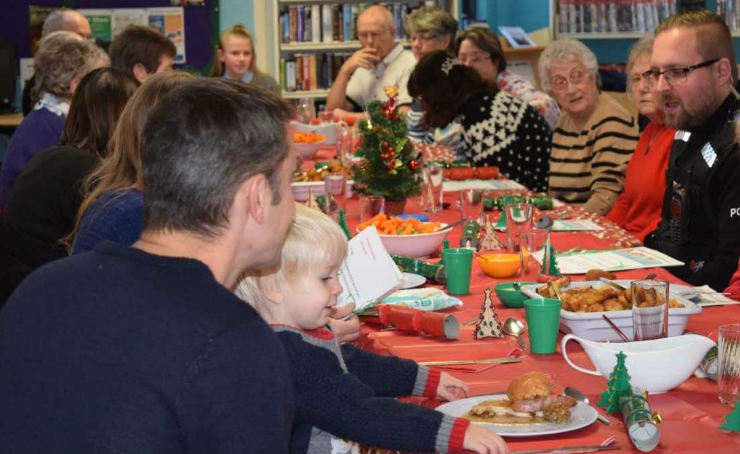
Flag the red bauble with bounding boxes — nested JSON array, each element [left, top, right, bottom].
[[409, 159, 419, 171]]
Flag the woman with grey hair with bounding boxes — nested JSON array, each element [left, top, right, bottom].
[[606, 36, 674, 242], [539, 39, 639, 215], [404, 6, 463, 151], [0, 32, 109, 206]]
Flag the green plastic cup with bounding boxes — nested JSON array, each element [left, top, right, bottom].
[[441, 248, 473, 295], [523, 298, 562, 354]]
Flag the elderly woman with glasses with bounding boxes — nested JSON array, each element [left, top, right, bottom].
[[605, 37, 674, 242], [455, 27, 560, 129], [404, 6, 463, 151], [409, 51, 551, 192], [540, 39, 639, 215]]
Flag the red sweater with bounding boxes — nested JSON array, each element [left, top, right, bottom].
[[725, 258, 740, 301], [606, 122, 674, 242]]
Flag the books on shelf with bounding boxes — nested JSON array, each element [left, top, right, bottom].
[[557, 0, 678, 34], [718, 0, 740, 32], [280, 52, 352, 92], [278, 2, 413, 44]]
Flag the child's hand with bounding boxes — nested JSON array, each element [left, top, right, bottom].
[[436, 372, 469, 401], [463, 425, 509, 454], [329, 304, 360, 343]]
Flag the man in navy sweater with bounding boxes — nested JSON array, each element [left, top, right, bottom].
[[0, 79, 297, 452]]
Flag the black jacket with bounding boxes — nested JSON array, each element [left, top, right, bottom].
[[645, 92, 740, 290]]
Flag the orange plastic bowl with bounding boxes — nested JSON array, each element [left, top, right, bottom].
[[477, 253, 520, 278]]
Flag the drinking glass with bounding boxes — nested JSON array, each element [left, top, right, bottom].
[[520, 227, 549, 274], [421, 163, 443, 213], [296, 97, 315, 123], [718, 323, 740, 406], [336, 122, 353, 166], [631, 279, 669, 341], [324, 172, 347, 220], [505, 203, 533, 253], [359, 195, 385, 223], [459, 189, 482, 221]]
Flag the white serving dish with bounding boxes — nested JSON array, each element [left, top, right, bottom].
[[292, 141, 325, 159], [291, 180, 354, 202], [562, 333, 715, 393], [520, 280, 702, 342], [290, 120, 346, 145], [377, 224, 449, 259]]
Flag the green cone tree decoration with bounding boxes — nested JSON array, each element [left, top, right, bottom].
[[720, 400, 740, 431], [597, 351, 633, 413]]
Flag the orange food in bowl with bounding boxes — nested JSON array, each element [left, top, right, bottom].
[[357, 213, 441, 235], [477, 253, 520, 278], [293, 131, 326, 144]]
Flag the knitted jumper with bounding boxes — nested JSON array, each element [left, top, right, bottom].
[[274, 325, 469, 454], [549, 93, 639, 215]]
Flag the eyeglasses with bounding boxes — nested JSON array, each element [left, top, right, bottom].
[[357, 29, 389, 41], [410, 33, 438, 43], [550, 70, 587, 92], [641, 59, 719, 86], [458, 53, 491, 66]]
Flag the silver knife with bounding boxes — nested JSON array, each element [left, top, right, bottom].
[[511, 444, 620, 454], [419, 357, 522, 366], [563, 386, 611, 425]]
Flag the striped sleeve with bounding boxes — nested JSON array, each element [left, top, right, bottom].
[[549, 95, 638, 214], [582, 115, 638, 214]]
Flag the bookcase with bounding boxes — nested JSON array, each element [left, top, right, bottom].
[[553, 0, 679, 39], [265, 1, 458, 100]]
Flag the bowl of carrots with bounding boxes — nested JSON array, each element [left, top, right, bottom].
[[358, 213, 447, 258], [292, 131, 326, 159]]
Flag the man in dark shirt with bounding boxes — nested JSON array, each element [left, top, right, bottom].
[[0, 80, 297, 452], [644, 10, 740, 290]]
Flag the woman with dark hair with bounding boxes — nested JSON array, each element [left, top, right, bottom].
[[408, 51, 551, 191], [0, 67, 137, 301], [455, 27, 560, 129]]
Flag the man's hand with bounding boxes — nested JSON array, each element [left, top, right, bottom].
[[342, 47, 381, 75], [329, 304, 360, 343]]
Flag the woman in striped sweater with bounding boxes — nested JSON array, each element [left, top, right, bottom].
[[539, 39, 639, 215]]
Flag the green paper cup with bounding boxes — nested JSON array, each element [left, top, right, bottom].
[[441, 248, 473, 295], [524, 298, 562, 354]]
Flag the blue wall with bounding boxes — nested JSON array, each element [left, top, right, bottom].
[[219, 0, 253, 33]]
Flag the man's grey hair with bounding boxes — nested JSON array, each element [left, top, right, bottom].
[[42, 10, 83, 37], [34, 35, 110, 100]]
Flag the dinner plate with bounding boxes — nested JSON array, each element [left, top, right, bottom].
[[402, 272, 427, 289], [435, 394, 598, 437]]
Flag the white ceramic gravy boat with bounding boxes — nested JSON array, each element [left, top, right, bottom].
[[561, 333, 716, 394]]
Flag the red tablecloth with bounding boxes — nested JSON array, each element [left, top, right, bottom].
[[305, 151, 740, 453]]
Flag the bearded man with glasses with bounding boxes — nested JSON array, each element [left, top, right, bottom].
[[643, 10, 740, 291]]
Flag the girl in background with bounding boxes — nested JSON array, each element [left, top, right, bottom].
[[210, 23, 280, 95]]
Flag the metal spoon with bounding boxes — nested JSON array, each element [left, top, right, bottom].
[[503, 317, 528, 350]]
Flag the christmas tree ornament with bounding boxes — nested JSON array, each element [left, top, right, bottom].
[[538, 231, 562, 281], [337, 209, 351, 240], [480, 215, 505, 251], [474, 288, 504, 339], [597, 352, 663, 452], [720, 400, 740, 431], [305, 187, 319, 210]]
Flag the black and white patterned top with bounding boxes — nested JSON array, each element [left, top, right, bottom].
[[459, 88, 552, 192]]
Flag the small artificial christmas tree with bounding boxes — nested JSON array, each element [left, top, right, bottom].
[[352, 86, 422, 203], [539, 231, 562, 279]]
